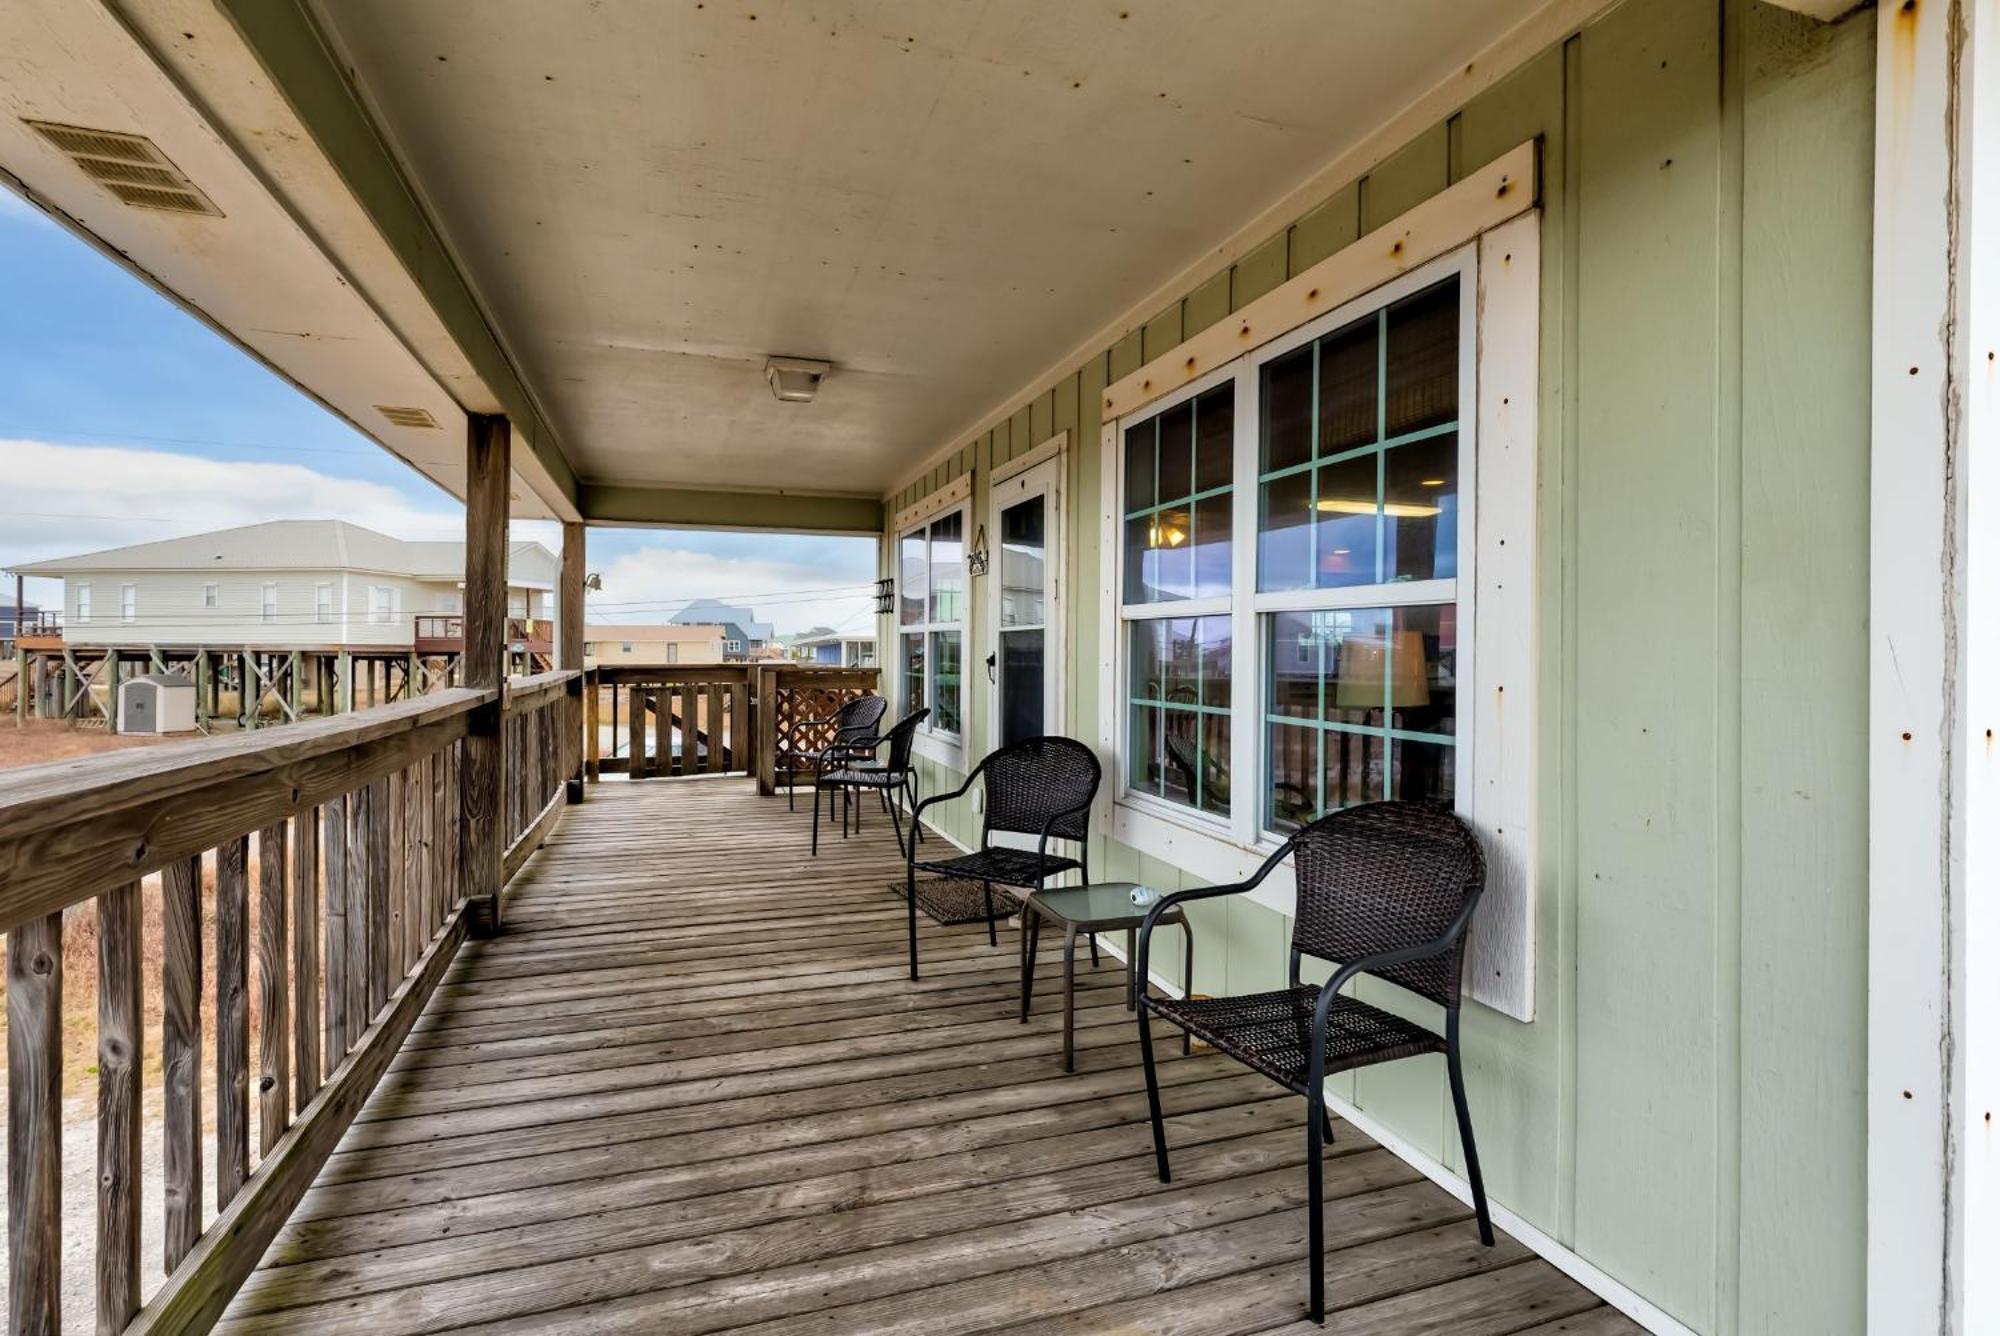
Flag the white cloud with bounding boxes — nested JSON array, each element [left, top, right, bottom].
[[0, 437, 461, 604], [587, 542, 875, 637]]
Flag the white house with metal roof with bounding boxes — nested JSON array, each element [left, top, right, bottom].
[[14, 519, 555, 650]]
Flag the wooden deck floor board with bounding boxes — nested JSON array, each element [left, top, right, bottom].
[[226, 779, 1633, 1333]]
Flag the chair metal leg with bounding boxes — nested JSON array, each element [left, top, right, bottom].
[[1180, 920, 1194, 1056], [886, 790, 906, 858], [982, 881, 997, 947], [1019, 905, 1039, 1020], [811, 778, 822, 855], [1447, 1012, 1495, 1246], [1137, 1003, 1171, 1182], [905, 860, 920, 980], [1307, 1077, 1328, 1323]]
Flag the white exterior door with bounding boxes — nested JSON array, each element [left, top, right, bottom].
[[987, 453, 1063, 747]]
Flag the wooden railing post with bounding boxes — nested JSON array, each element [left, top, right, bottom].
[[560, 520, 586, 803], [7, 909, 63, 1334], [97, 881, 142, 1331], [461, 413, 508, 936]]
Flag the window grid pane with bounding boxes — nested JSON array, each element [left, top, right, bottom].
[[1257, 276, 1459, 593], [1262, 603, 1456, 832], [1126, 614, 1230, 817], [1123, 383, 1233, 607]]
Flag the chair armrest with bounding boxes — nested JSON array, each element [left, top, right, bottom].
[[907, 762, 986, 863], [1302, 891, 1486, 1076], [818, 736, 884, 767], [1135, 838, 1297, 994], [1032, 797, 1097, 868]]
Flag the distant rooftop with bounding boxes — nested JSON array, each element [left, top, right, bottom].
[[13, 519, 556, 587]]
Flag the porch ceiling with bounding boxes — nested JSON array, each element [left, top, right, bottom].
[[304, 0, 1546, 503]]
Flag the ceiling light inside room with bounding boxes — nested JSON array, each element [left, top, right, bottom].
[[764, 356, 832, 403]]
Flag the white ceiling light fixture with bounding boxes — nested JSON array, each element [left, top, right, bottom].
[[764, 356, 832, 404]]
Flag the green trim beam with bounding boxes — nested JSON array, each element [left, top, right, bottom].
[[579, 484, 884, 535]]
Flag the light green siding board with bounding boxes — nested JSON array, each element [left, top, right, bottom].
[[1009, 406, 1032, 462], [1573, 1, 1722, 1322], [1288, 184, 1361, 272], [1108, 330, 1143, 382], [1183, 270, 1232, 336], [1072, 356, 1107, 741], [1030, 390, 1054, 449], [1360, 122, 1450, 231], [1231, 232, 1288, 308], [1459, 45, 1567, 177], [1052, 374, 1079, 443], [1141, 301, 1184, 363], [1735, 8, 1872, 1333], [1223, 898, 1287, 995]]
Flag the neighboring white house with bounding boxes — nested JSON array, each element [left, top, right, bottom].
[[14, 520, 556, 649]]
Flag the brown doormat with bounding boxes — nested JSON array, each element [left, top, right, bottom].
[[894, 876, 1023, 927]]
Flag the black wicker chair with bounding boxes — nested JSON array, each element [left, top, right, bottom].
[[1133, 800, 1492, 1324], [903, 736, 1101, 980], [785, 694, 888, 811], [812, 707, 928, 856]]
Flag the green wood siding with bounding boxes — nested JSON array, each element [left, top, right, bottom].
[[882, 4, 1874, 1330]]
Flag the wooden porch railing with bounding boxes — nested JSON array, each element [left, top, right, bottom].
[[0, 669, 580, 1332], [585, 665, 750, 779], [751, 664, 882, 796], [580, 664, 882, 788]]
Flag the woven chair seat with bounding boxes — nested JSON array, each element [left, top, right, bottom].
[[821, 767, 900, 788], [911, 845, 1081, 887], [1148, 986, 1444, 1094]]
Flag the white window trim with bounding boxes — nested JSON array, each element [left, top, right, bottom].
[[1095, 222, 1540, 1022], [261, 581, 279, 623], [315, 582, 334, 625], [897, 499, 970, 761], [119, 582, 136, 623], [75, 582, 90, 623], [203, 582, 220, 610], [985, 436, 1068, 750]]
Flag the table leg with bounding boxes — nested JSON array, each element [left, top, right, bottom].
[[1062, 923, 1079, 1073], [1125, 926, 1137, 1010]]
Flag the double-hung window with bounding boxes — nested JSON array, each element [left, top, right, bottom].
[[898, 509, 965, 740], [1119, 379, 1236, 819], [370, 585, 395, 626], [119, 583, 136, 622], [1256, 273, 1466, 831], [1114, 261, 1473, 841], [261, 582, 278, 623], [202, 582, 220, 610], [75, 583, 91, 623], [316, 583, 334, 624]]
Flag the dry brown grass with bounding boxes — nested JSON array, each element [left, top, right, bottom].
[[0, 718, 167, 772]]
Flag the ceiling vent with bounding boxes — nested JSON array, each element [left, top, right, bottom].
[[765, 356, 832, 404], [24, 120, 221, 217], [375, 404, 440, 429]]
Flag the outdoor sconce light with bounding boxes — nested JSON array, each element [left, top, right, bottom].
[[966, 524, 990, 577], [874, 577, 894, 614], [764, 355, 832, 403]]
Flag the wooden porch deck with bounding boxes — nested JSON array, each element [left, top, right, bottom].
[[222, 779, 1635, 1334]]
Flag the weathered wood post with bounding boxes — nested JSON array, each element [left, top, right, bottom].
[[560, 521, 586, 802], [461, 413, 509, 935]]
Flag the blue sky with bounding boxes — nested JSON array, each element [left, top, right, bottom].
[[0, 187, 875, 635]]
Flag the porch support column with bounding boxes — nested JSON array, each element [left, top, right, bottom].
[[559, 521, 586, 803], [1867, 2, 1999, 1330], [461, 414, 509, 937]]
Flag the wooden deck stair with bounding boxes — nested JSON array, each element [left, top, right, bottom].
[[223, 779, 1636, 1334]]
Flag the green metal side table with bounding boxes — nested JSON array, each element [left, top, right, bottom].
[[1019, 881, 1193, 1072]]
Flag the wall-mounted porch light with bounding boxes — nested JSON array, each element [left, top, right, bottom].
[[764, 356, 832, 403]]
